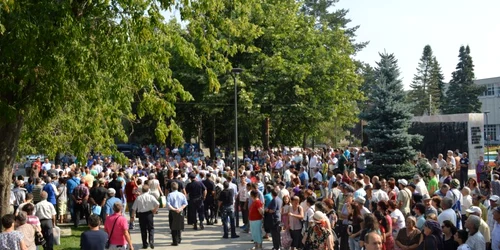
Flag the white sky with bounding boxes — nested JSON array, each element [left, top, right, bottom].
[[335, 0, 500, 89]]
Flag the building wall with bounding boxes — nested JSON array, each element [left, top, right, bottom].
[[476, 76, 500, 144]]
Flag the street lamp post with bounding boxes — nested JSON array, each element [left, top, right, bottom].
[[485, 110, 490, 162], [231, 68, 243, 175]]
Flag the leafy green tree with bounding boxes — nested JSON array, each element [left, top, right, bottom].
[[442, 45, 485, 114], [0, 0, 256, 217], [361, 53, 422, 179], [407, 45, 444, 116]]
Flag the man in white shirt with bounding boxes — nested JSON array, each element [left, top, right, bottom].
[[465, 215, 486, 250], [371, 181, 389, 203], [491, 207, 500, 250], [413, 174, 429, 196], [438, 197, 457, 227], [131, 184, 160, 249], [42, 158, 52, 171], [465, 206, 491, 247], [488, 195, 500, 234], [283, 167, 292, 187]]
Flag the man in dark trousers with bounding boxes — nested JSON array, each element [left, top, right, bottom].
[[166, 182, 188, 246], [202, 172, 216, 225], [185, 172, 207, 230], [266, 189, 283, 250], [218, 181, 240, 239], [131, 184, 160, 249]]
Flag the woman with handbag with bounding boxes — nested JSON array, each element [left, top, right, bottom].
[[288, 196, 304, 250], [15, 212, 37, 250]]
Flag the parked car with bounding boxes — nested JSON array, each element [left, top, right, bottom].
[[116, 144, 145, 159]]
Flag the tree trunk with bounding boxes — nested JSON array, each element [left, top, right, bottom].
[[302, 133, 307, 149], [262, 117, 270, 150], [271, 118, 284, 148], [0, 113, 24, 220]]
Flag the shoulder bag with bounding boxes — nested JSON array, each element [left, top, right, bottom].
[[105, 217, 119, 249]]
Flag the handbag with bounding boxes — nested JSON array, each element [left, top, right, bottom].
[[159, 195, 167, 208], [105, 217, 119, 249], [33, 225, 46, 247]]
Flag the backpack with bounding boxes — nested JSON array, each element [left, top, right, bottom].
[[450, 189, 462, 229], [215, 184, 223, 201]]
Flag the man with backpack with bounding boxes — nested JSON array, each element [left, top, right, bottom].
[[446, 178, 463, 229]]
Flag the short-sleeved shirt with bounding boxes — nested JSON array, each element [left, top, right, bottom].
[[202, 179, 215, 198], [249, 199, 263, 221], [166, 179, 185, 193], [90, 186, 107, 205], [0, 231, 23, 250], [80, 230, 108, 249], [104, 213, 129, 245], [395, 228, 421, 247], [219, 189, 234, 207], [492, 223, 500, 250], [185, 181, 206, 199], [35, 200, 57, 220], [107, 180, 123, 199]]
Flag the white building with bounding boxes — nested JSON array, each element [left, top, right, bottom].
[[477, 76, 500, 144]]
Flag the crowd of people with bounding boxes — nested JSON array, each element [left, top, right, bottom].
[[2, 146, 500, 250]]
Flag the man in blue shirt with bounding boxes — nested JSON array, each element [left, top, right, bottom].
[[266, 189, 282, 250], [167, 182, 188, 246], [66, 171, 80, 223], [104, 188, 121, 221], [299, 167, 309, 187]]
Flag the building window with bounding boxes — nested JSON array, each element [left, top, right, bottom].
[[482, 84, 495, 96], [485, 125, 496, 141]]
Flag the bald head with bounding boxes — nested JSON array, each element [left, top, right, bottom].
[[365, 232, 383, 250]]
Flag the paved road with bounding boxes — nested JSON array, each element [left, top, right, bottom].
[[128, 208, 274, 250]]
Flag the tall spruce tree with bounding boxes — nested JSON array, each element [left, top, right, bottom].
[[408, 45, 445, 116], [442, 45, 485, 114], [361, 53, 422, 179], [408, 45, 434, 116], [428, 57, 445, 114]]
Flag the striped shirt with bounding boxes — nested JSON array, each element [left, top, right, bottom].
[[32, 185, 43, 203]]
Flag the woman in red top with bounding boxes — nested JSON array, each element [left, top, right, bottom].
[[249, 190, 264, 250]]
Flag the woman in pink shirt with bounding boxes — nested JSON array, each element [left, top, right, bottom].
[[104, 202, 134, 250]]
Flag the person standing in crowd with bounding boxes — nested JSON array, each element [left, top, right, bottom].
[[105, 202, 134, 250], [185, 172, 207, 230], [35, 191, 57, 250], [105, 188, 121, 219], [455, 229, 472, 250], [218, 181, 239, 239], [364, 231, 383, 250], [302, 211, 334, 249], [166, 182, 187, 246], [237, 176, 249, 230], [442, 220, 459, 250], [66, 171, 80, 223], [249, 190, 264, 250], [147, 173, 163, 200], [266, 189, 282, 250], [132, 184, 159, 249], [108, 173, 124, 203], [396, 179, 411, 217], [125, 176, 139, 229], [395, 216, 421, 250], [89, 179, 107, 223], [72, 179, 90, 227], [491, 207, 500, 250], [202, 172, 216, 225], [460, 152, 470, 188], [80, 214, 108, 250], [15, 212, 36, 250], [417, 220, 444, 249], [465, 215, 485, 250], [0, 214, 27, 250]]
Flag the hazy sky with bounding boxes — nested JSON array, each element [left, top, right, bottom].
[[335, 0, 500, 89]]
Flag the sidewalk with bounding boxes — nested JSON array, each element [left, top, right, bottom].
[[127, 209, 274, 250]]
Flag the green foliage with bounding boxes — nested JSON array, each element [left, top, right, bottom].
[[365, 162, 417, 180], [407, 45, 444, 116], [442, 45, 485, 114], [360, 53, 422, 180]]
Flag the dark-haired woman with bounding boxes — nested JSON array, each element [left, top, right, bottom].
[[375, 210, 393, 250], [0, 214, 27, 250], [454, 230, 471, 250], [359, 213, 382, 249], [417, 220, 444, 250], [442, 220, 459, 250]]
